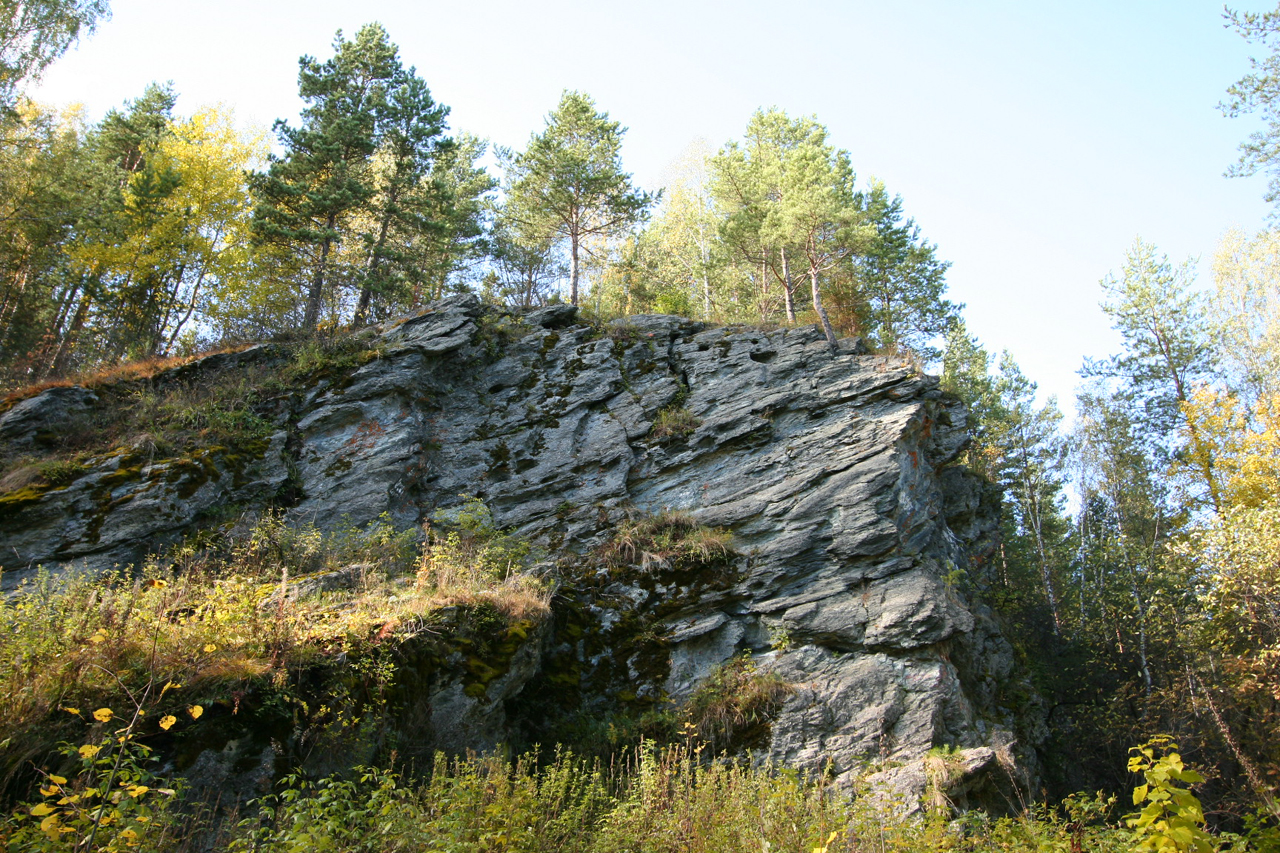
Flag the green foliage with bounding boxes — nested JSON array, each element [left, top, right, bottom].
[[839, 181, 959, 362], [220, 741, 1174, 853], [4, 706, 189, 852], [36, 458, 86, 487], [0, 508, 537, 809], [500, 90, 655, 306], [232, 754, 612, 853], [0, 0, 110, 110], [678, 654, 793, 753], [280, 334, 382, 384], [1222, 5, 1280, 209], [250, 24, 395, 327], [1126, 737, 1214, 853]]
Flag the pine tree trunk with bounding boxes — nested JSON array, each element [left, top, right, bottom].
[[781, 246, 796, 323], [164, 267, 208, 356], [355, 186, 400, 326], [304, 214, 338, 329], [51, 295, 90, 376], [758, 256, 769, 322], [569, 232, 580, 306], [699, 219, 712, 321], [808, 259, 838, 352]]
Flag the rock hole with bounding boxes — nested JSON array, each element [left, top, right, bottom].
[[750, 351, 776, 364]]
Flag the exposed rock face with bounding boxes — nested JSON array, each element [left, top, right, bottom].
[[0, 296, 1037, 808]]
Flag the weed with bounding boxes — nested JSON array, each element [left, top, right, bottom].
[[0, 509, 544, 822], [678, 654, 793, 753], [597, 509, 733, 572], [1126, 735, 1214, 853], [416, 497, 549, 621], [650, 404, 700, 443]]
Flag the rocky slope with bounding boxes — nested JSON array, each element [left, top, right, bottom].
[[0, 296, 1039, 808]]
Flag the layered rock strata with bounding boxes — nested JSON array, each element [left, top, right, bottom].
[[0, 296, 1036, 807]]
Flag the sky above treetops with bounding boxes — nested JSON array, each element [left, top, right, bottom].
[[31, 0, 1275, 407]]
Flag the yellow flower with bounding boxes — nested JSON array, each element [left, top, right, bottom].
[[159, 715, 177, 731], [78, 744, 101, 758], [92, 708, 112, 722], [188, 705, 203, 719]]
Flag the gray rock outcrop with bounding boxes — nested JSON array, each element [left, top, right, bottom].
[[0, 295, 1038, 809]]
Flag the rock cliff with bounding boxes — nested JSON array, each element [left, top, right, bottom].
[[0, 296, 1038, 808]]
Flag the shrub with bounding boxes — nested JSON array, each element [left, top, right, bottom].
[[0, 508, 545, 823]]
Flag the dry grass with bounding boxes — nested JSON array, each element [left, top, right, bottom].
[[598, 509, 734, 571], [649, 404, 701, 442], [1, 343, 261, 409], [0, 509, 548, 807], [412, 522, 551, 622], [0, 353, 280, 490]]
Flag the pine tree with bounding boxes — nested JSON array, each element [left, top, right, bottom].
[[502, 91, 654, 306], [844, 181, 958, 362], [251, 24, 399, 328], [352, 70, 451, 323]]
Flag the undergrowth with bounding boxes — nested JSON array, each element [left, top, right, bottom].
[[650, 404, 701, 443], [0, 333, 385, 497], [220, 743, 1219, 853], [679, 654, 793, 754], [0, 505, 549, 817]]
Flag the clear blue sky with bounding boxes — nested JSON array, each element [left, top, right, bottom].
[[30, 0, 1277, 407]]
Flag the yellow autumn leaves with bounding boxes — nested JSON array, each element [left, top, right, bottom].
[[60, 679, 205, 743], [24, 689, 205, 846]]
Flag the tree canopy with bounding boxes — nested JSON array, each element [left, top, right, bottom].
[[501, 90, 654, 306], [0, 0, 109, 111]]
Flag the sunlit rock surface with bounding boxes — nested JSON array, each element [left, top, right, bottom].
[[0, 295, 1039, 807]]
